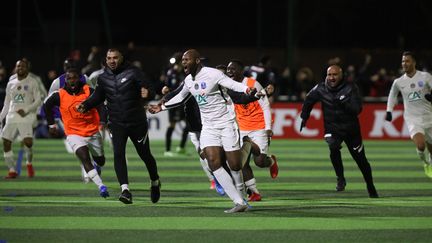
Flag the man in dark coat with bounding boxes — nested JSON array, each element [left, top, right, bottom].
[[300, 65, 378, 198], [77, 48, 160, 204]]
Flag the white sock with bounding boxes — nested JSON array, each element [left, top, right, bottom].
[[121, 184, 129, 192], [230, 170, 245, 195], [23, 146, 32, 164], [245, 178, 260, 194], [4, 151, 15, 171], [200, 158, 214, 181], [88, 169, 103, 188], [417, 149, 427, 164], [80, 164, 89, 178], [213, 167, 244, 205]]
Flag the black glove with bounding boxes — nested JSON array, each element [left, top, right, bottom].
[[385, 111, 392, 122], [300, 119, 306, 132], [425, 93, 432, 102]]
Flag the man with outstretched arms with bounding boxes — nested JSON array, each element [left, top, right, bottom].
[[149, 49, 256, 213]]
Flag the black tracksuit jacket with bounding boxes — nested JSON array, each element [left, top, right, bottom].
[[81, 63, 154, 126], [300, 81, 362, 137]]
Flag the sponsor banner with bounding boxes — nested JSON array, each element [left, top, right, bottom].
[[146, 102, 407, 140], [271, 102, 408, 140], [147, 111, 186, 140]]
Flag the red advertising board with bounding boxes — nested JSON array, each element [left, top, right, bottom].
[[271, 102, 408, 140]]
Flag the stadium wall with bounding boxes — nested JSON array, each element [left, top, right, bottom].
[[146, 102, 408, 140]]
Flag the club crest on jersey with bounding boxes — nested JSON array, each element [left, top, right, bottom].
[[24, 85, 29, 91], [418, 80, 424, 87], [194, 83, 199, 90], [17, 86, 21, 90], [410, 83, 416, 89], [200, 82, 206, 89]]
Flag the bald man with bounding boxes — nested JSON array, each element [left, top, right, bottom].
[[300, 65, 378, 198], [149, 49, 257, 213]]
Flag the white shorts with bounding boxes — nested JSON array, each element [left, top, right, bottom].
[[1, 122, 33, 141], [66, 132, 104, 156], [189, 131, 201, 152], [240, 129, 269, 154], [200, 123, 240, 152], [406, 121, 432, 143]]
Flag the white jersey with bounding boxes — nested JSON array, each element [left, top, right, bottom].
[[164, 67, 248, 128], [10, 72, 46, 116], [0, 75, 42, 124], [88, 68, 104, 89], [9, 72, 47, 101], [387, 70, 432, 126]]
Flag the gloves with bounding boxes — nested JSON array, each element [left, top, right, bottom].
[[385, 111, 392, 122], [426, 93, 432, 102], [300, 119, 306, 132]]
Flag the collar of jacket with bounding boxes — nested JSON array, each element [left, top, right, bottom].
[[325, 80, 346, 92], [106, 62, 130, 75]]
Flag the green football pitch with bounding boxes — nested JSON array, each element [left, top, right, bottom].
[[1, 139, 432, 242]]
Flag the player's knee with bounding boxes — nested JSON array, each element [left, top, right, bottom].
[[229, 163, 241, 171], [328, 143, 341, 151], [231, 155, 242, 170], [325, 137, 342, 151], [417, 143, 426, 151], [207, 160, 221, 171], [2, 139, 12, 151], [23, 139, 33, 148]]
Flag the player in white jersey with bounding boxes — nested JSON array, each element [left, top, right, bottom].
[[149, 49, 256, 213], [9, 58, 47, 106], [8, 58, 47, 174], [386, 51, 432, 178], [9, 72, 46, 107], [0, 59, 42, 178], [88, 67, 111, 145], [87, 67, 104, 89]]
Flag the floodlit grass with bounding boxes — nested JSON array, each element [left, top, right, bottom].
[[1, 139, 431, 242]]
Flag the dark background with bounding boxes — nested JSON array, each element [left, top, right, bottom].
[[1, 0, 432, 84], [2, 0, 431, 48]]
